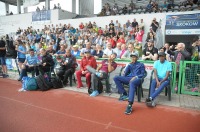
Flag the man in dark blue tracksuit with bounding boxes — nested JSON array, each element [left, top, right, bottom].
[[114, 52, 145, 115]]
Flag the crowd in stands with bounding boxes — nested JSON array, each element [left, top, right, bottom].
[[0, 16, 200, 114], [98, 0, 200, 16]]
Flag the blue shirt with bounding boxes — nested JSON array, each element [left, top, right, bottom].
[[71, 50, 81, 57], [154, 60, 172, 79], [124, 62, 145, 78], [26, 54, 39, 65], [27, 34, 34, 41], [18, 45, 26, 58]]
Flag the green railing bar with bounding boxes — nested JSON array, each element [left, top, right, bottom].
[[178, 61, 183, 94]]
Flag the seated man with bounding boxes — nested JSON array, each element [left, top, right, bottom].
[[75, 49, 97, 88], [38, 48, 55, 75], [18, 49, 39, 81], [142, 40, 158, 61], [121, 43, 139, 59], [54, 45, 66, 57], [56, 49, 77, 86], [71, 44, 81, 57], [114, 53, 145, 115], [146, 52, 172, 107], [87, 53, 117, 96]]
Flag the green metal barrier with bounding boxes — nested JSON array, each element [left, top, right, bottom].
[[170, 62, 177, 93], [180, 61, 200, 96]]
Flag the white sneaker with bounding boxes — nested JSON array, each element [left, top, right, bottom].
[[18, 88, 26, 92]]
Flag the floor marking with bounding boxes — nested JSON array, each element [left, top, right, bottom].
[[0, 96, 135, 132], [105, 122, 112, 129]]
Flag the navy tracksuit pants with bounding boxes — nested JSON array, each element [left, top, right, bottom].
[[114, 76, 141, 103]]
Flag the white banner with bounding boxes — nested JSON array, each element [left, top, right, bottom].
[[166, 29, 200, 35], [23, 0, 39, 8]]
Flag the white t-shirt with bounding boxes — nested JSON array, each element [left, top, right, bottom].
[[103, 48, 113, 56]]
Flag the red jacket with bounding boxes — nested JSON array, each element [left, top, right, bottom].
[[117, 38, 125, 44], [98, 29, 103, 35], [109, 38, 116, 48], [80, 56, 97, 71], [79, 24, 84, 29]]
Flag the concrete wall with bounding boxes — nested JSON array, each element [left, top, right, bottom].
[[58, 9, 77, 20], [79, 0, 94, 16]]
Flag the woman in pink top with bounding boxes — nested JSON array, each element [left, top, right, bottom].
[[135, 27, 144, 42], [120, 44, 127, 58]]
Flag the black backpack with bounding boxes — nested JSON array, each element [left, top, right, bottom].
[[51, 77, 63, 89], [88, 80, 103, 94], [36, 74, 52, 91]]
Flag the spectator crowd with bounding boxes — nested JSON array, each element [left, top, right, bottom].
[[98, 0, 200, 16]]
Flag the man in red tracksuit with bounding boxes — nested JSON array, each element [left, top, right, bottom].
[[76, 49, 97, 88]]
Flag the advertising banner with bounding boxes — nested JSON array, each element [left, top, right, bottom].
[[32, 10, 51, 22], [165, 13, 200, 35]]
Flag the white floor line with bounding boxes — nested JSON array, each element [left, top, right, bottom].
[[0, 96, 136, 132]]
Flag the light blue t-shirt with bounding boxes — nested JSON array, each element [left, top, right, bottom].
[[153, 60, 172, 79], [26, 54, 39, 65], [18, 45, 26, 58]]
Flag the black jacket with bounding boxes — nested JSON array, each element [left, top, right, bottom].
[[41, 53, 55, 67], [167, 50, 191, 61], [59, 55, 77, 71]]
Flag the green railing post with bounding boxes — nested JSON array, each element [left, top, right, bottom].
[[178, 61, 183, 94], [171, 62, 177, 93], [180, 61, 186, 94]]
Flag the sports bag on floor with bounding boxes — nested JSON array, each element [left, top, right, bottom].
[[22, 77, 38, 91], [51, 77, 63, 89], [36, 74, 52, 91]]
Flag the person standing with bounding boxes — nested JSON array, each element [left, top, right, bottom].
[[15, 40, 27, 70], [0, 37, 8, 78], [150, 18, 159, 33]]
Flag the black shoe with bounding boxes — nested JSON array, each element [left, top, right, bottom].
[[145, 98, 151, 103], [17, 78, 21, 81], [124, 105, 133, 115]]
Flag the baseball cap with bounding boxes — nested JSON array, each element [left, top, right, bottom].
[[73, 44, 79, 48], [130, 52, 139, 58], [158, 52, 166, 56]]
